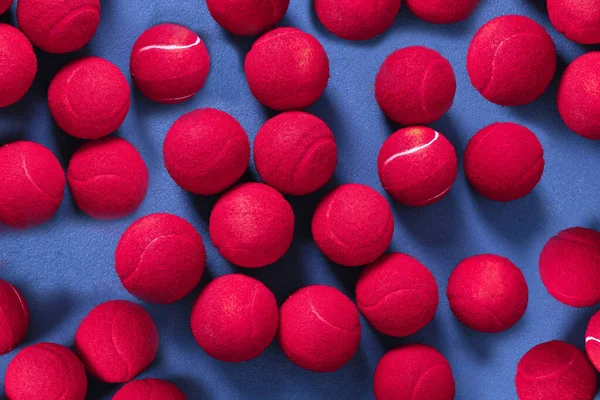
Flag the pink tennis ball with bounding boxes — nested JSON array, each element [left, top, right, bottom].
[[356, 253, 438, 337], [0, 0, 12, 14], [112, 379, 186, 400], [375, 46, 456, 125], [586, 310, 600, 373], [245, 27, 330, 110], [405, 0, 479, 24], [312, 184, 394, 266], [539, 227, 600, 308], [467, 15, 556, 106], [130, 24, 210, 104], [116, 213, 206, 304], [206, 0, 289, 36], [447, 254, 528, 333], [314, 0, 401, 41], [209, 183, 294, 268], [464, 122, 544, 202], [548, 0, 600, 44], [163, 108, 250, 195], [378, 127, 457, 206], [67, 137, 149, 220], [516, 340, 597, 400], [0, 280, 29, 355], [279, 285, 361, 372], [48, 57, 130, 140], [191, 274, 278, 362], [254, 111, 337, 195], [17, 0, 100, 54], [0, 24, 37, 107], [75, 300, 159, 383], [0, 141, 65, 229], [5, 343, 87, 400], [374, 344, 455, 400], [557, 52, 600, 140]]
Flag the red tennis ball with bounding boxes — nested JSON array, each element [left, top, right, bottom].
[[447, 254, 528, 333], [67, 137, 149, 220], [17, 0, 100, 54], [75, 300, 159, 383], [5, 343, 87, 400], [375, 46, 456, 125], [356, 253, 438, 337], [113, 379, 186, 400], [116, 213, 206, 304], [312, 184, 394, 267], [209, 183, 294, 268], [191, 274, 278, 362], [405, 0, 479, 24], [464, 122, 544, 202], [254, 111, 337, 195], [0, 280, 28, 355], [0, 0, 12, 14], [0, 141, 65, 229], [130, 24, 210, 104], [586, 310, 600, 373], [48, 57, 130, 140], [374, 344, 455, 400], [163, 108, 250, 195], [244, 27, 330, 110], [516, 340, 597, 400], [0, 24, 36, 107], [279, 285, 361, 372], [557, 52, 600, 140], [467, 15, 556, 106], [539, 227, 600, 308], [378, 127, 457, 206], [206, 0, 289, 36], [314, 0, 401, 41], [548, 0, 600, 44]]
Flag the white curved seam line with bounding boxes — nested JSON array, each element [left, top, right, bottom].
[[161, 93, 195, 102], [137, 36, 201, 53], [9, 284, 26, 317], [383, 131, 439, 166], [586, 336, 600, 344], [422, 184, 452, 203]]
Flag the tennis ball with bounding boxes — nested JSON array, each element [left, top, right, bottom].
[[0, 279, 29, 355], [0, 24, 37, 107], [206, 0, 289, 36], [548, 0, 600, 44], [112, 378, 186, 400], [406, 0, 479, 24]]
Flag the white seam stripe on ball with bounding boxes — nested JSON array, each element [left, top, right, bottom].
[[586, 336, 600, 344], [137, 36, 201, 53], [383, 131, 439, 166]]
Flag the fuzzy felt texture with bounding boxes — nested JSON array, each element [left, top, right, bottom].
[[0, 0, 12, 14], [206, 0, 289, 36], [16, 0, 100, 54], [48, 57, 130, 139], [75, 300, 159, 383], [279, 285, 360, 373], [356, 253, 438, 337], [516, 340, 597, 400], [0, 280, 29, 355], [377, 126, 457, 206], [312, 183, 394, 266], [557, 52, 600, 140], [405, 0, 479, 24], [0, 141, 65, 228], [190, 274, 278, 363], [314, 0, 401, 41], [5, 342, 87, 400], [466, 15, 556, 106], [112, 379, 187, 400], [163, 108, 250, 195], [244, 27, 330, 110], [464, 122, 544, 202], [115, 213, 206, 304], [539, 227, 600, 308], [447, 254, 528, 333], [209, 183, 294, 268], [254, 111, 337, 195], [67, 137, 149, 220], [548, 0, 600, 44], [374, 344, 455, 400], [130, 24, 210, 104], [0, 24, 37, 108], [585, 310, 600, 373], [375, 46, 456, 125]]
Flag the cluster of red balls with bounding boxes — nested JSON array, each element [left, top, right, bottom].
[[0, 0, 599, 399]]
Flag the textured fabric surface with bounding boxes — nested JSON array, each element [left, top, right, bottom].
[[547, 0, 600, 45], [405, 0, 479, 24], [0, 1, 599, 399], [112, 378, 187, 400], [0, 23, 36, 107]]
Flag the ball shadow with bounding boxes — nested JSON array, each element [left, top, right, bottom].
[[565, 308, 598, 349], [19, 287, 74, 344]]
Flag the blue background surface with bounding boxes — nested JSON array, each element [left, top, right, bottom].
[[1, 0, 599, 399]]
